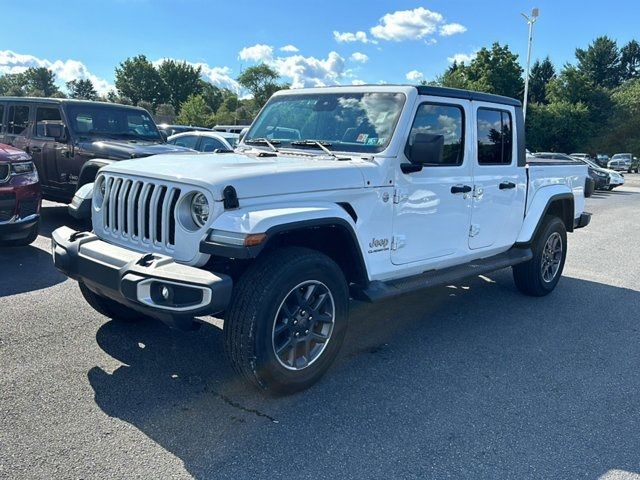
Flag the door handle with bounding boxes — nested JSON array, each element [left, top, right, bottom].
[[499, 181, 516, 190], [30, 147, 42, 153], [451, 185, 472, 194]]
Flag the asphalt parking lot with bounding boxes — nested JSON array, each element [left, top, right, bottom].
[[2, 175, 640, 480]]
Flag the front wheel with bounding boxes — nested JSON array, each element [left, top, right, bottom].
[[224, 247, 349, 394], [513, 216, 567, 297]]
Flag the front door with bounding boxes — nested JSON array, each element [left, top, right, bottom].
[[391, 97, 473, 265], [29, 105, 71, 191], [468, 104, 526, 250]]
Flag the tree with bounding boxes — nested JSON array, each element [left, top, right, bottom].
[[66, 79, 98, 100], [464, 43, 524, 98], [597, 79, 640, 154], [237, 63, 286, 109], [575, 36, 621, 89], [176, 94, 213, 127], [528, 57, 556, 104], [157, 59, 202, 111], [0, 73, 27, 96], [620, 40, 640, 81], [115, 55, 168, 106], [155, 103, 176, 124], [137, 100, 154, 114], [434, 61, 471, 89], [526, 101, 591, 152], [22, 67, 61, 97], [200, 81, 225, 113]]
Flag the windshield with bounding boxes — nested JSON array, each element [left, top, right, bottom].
[[244, 92, 406, 154], [612, 154, 631, 159], [66, 104, 162, 142]]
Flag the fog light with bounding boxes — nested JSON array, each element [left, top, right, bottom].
[[161, 285, 171, 300]]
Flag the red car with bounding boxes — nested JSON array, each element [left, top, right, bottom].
[[0, 144, 41, 246]]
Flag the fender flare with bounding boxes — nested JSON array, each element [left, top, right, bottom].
[[516, 188, 574, 244], [77, 159, 115, 189], [200, 202, 369, 282]]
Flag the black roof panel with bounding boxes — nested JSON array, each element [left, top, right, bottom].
[[416, 85, 522, 107]]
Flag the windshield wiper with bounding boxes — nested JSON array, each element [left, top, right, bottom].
[[245, 138, 280, 152], [290, 140, 335, 157]]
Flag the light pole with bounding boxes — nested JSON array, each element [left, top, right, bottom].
[[521, 7, 539, 121]]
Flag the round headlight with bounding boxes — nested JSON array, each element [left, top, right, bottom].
[[190, 193, 209, 228], [94, 177, 106, 209]]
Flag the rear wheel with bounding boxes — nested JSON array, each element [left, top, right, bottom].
[[79, 282, 146, 322], [224, 247, 349, 394], [513, 216, 567, 296]]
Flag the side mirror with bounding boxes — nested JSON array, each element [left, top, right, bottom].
[[159, 131, 168, 142], [407, 133, 444, 166], [36, 121, 66, 142]]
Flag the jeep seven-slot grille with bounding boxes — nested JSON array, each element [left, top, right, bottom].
[[102, 177, 181, 248]]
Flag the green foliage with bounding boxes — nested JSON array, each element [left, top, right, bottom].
[[596, 79, 640, 154], [136, 100, 154, 113], [528, 57, 555, 104], [620, 40, 640, 81], [115, 55, 168, 106], [433, 43, 524, 98], [157, 60, 202, 111], [0, 73, 27, 96], [575, 36, 621, 89], [66, 79, 98, 100], [176, 94, 213, 127], [237, 63, 287, 109], [526, 101, 591, 152], [0, 68, 62, 97]]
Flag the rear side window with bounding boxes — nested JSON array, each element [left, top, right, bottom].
[[406, 103, 465, 166], [171, 135, 198, 149], [200, 137, 225, 152], [477, 108, 513, 165], [7, 105, 30, 135]]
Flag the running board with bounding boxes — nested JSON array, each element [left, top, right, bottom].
[[351, 247, 533, 303]]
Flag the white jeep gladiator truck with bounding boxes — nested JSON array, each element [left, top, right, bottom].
[[52, 85, 591, 394]]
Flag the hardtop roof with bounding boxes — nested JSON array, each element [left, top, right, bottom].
[[0, 96, 147, 110]]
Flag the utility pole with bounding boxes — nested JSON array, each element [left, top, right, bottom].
[[521, 7, 539, 121]]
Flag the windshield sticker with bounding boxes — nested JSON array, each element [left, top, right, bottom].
[[356, 133, 369, 143]]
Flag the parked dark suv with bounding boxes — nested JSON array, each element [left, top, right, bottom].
[[0, 98, 193, 209]]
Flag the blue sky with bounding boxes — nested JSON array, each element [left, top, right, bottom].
[[1, 0, 639, 95]]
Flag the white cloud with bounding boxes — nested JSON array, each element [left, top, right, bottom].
[[351, 79, 366, 85], [349, 52, 369, 63], [280, 45, 299, 53], [447, 51, 478, 64], [440, 23, 467, 36], [0, 50, 113, 94], [371, 7, 444, 41], [273, 51, 346, 88], [333, 30, 375, 44], [153, 58, 240, 93], [238, 44, 273, 62], [406, 70, 424, 82]]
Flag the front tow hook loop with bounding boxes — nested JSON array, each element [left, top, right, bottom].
[[136, 253, 157, 267]]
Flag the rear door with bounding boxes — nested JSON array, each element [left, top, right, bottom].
[[468, 104, 526, 251], [5, 103, 31, 150]]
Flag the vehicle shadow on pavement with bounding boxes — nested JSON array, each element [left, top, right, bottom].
[[38, 202, 86, 239], [87, 271, 640, 479], [0, 244, 66, 297]]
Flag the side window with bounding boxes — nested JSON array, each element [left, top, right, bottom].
[[172, 135, 199, 149], [7, 105, 30, 136], [477, 108, 513, 165], [200, 137, 225, 152], [35, 107, 62, 137], [406, 103, 465, 166], [0, 105, 4, 132]]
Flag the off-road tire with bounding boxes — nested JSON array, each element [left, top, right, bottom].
[[513, 216, 567, 297], [79, 282, 145, 322], [224, 247, 349, 395]]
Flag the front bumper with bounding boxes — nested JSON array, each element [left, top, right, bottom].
[[52, 226, 233, 328], [0, 214, 39, 241]]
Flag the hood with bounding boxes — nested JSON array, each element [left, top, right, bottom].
[[77, 139, 193, 159], [0, 143, 31, 163], [104, 151, 369, 200]]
